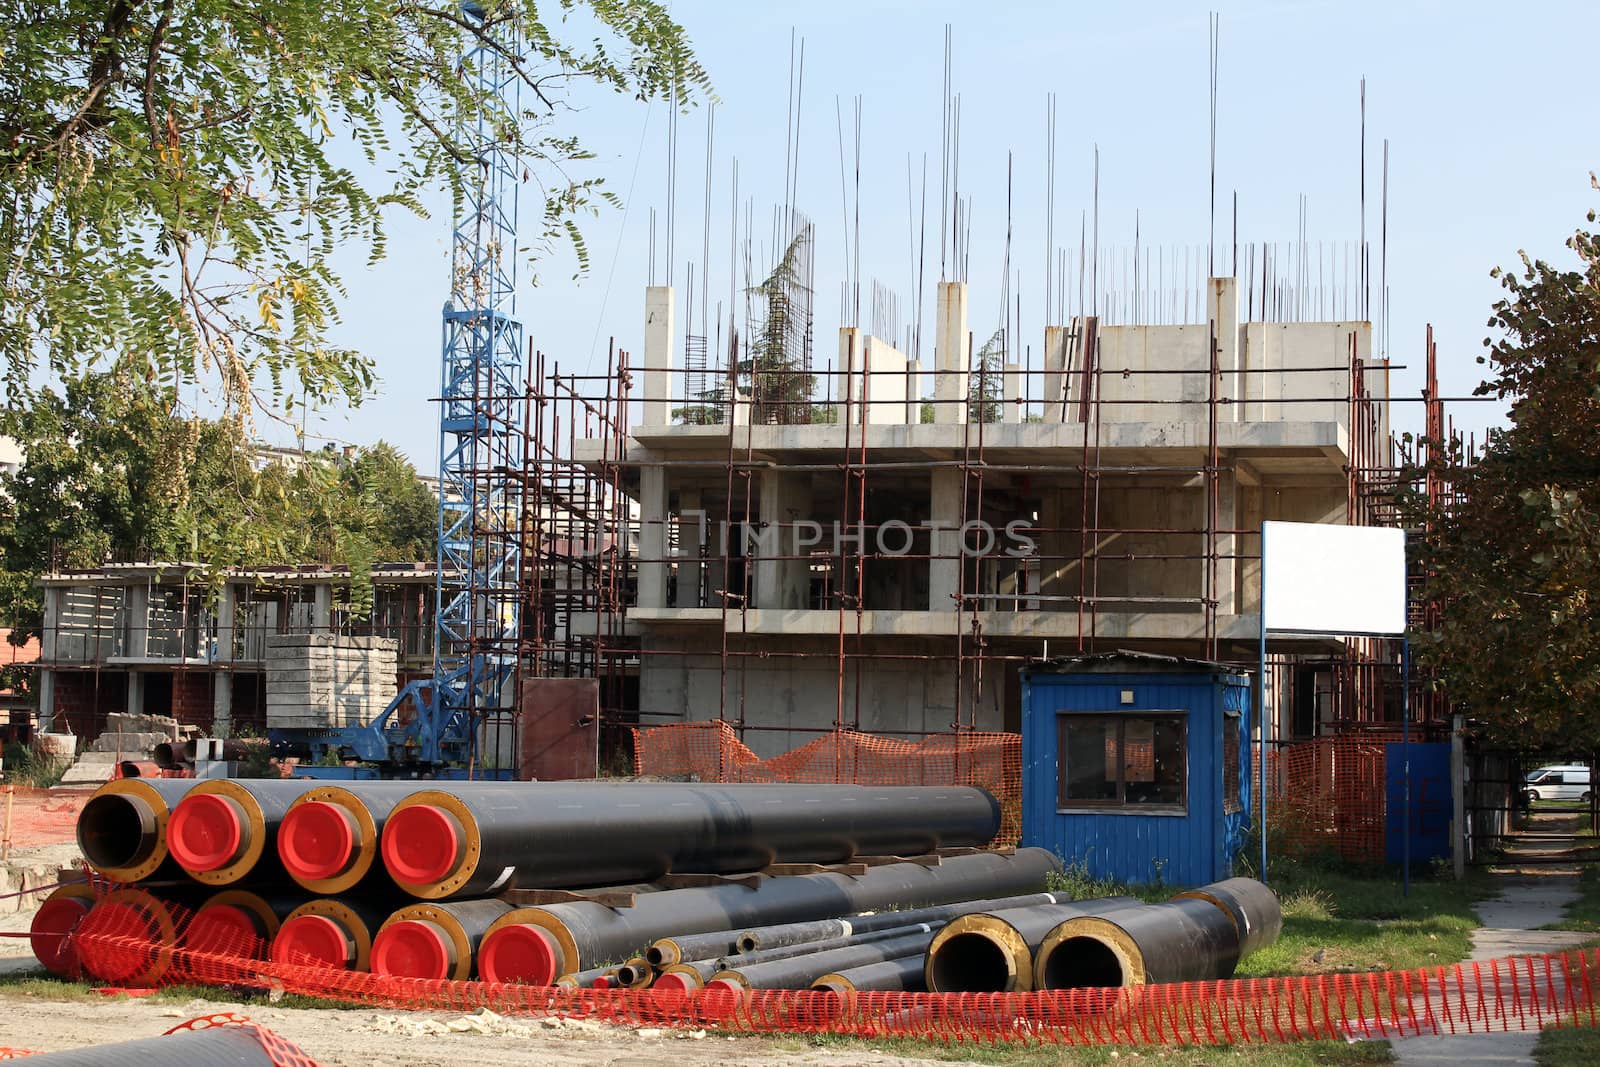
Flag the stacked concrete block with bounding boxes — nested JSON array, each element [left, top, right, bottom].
[[265, 634, 398, 730], [84, 711, 182, 755]]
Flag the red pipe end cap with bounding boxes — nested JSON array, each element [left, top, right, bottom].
[[372, 920, 452, 979], [478, 924, 559, 986], [185, 905, 260, 956], [78, 902, 155, 982], [700, 980, 743, 1019], [30, 896, 92, 976], [650, 971, 693, 995], [280, 801, 357, 882], [168, 794, 245, 872], [272, 915, 355, 969], [381, 805, 461, 885]]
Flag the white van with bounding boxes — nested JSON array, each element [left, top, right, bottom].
[[1523, 764, 1592, 804]]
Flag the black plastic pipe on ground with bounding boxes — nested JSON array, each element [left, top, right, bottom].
[[924, 897, 1144, 993], [272, 896, 398, 972], [554, 965, 619, 989], [612, 957, 655, 988], [1033, 897, 1243, 989], [711, 928, 935, 990], [76, 778, 205, 884], [166, 780, 328, 885], [380, 782, 1002, 899], [477, 848, 1059, 986], [734, 890, 1076, 956], [1172, 877, 1282, 958], [372, 897, 513, 981], [813, 954, 926, 993], [11, 1024, 296, 1066]]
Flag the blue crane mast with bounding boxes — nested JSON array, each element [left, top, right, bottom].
[[271, 4, 525, 776]]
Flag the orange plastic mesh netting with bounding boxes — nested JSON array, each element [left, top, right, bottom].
[[633, 723, 1022, 846], [61, 892, 1600, 1047], [1267, 734, 1396, 864]]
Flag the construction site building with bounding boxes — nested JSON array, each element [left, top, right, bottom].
[[545, 273, 1420, 761]]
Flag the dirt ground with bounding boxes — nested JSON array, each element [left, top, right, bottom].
[[0, 989, 983, 1066]]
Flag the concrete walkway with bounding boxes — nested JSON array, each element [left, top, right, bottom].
[[1390, 811, 1593, 1065]]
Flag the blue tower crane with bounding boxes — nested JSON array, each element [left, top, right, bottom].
[[270, 5, 525, 777]]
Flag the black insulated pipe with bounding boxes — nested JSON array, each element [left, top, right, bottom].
[[372, 897, 513, 981], [1033, 897, 1243, 989], [712, 929, 935, 990], [76, 779, 204, 884], [736, 890, 1071, 954], [813, 954, 926, 993], [15, 1024, 295, 1065], [381, 782, 1002, 899], [478, 847, 1060, 984], [1173, 877, 1282, 958], [166, 780, 326, 885], [924, 897, 1143, 993]]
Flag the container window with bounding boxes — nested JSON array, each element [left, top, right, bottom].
[[1057, 713, 1187, 811]]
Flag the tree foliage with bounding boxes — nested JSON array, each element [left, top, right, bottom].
[[0, 0, 706, 417], [1405, 188, 1600, 749], [969, 327, 1005, 424], [0, 372, 442, 664], [742, 223, 815, 424]]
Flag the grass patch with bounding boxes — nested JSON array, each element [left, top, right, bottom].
[[0, 969, 357, 1012], [778, 1033, 1392, 1065], [1543, 867, 1600, 933], [1536, 1023, 1600, 1065], [1235, 868, 1487, 978], [1, 742, 68, 789]]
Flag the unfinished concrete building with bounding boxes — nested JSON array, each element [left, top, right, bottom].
[[34, 563, 437, 740], [549, 273, 1412, 759]]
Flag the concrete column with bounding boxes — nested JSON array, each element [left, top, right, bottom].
[[37, 587, 60, 730], [1207, 276, 1241, 422], [1002, 362, 1022, 424], [643, 285, 675, 426], [313, 583, 332, 632], [934, 282, 969, 424], [929, 468, 963, 611], [1214, 472, 1238, 617], [755, 471, 811, 610], [838, 327, 862, 427], [1043, 325, 1069, 422], [127, 670, 144, 716], [906, 359, 922, 424], [126, 582, 150, 658], [637, 465, 669, 609], [212, 582, 235, 736], [674, 488, 705, 609]]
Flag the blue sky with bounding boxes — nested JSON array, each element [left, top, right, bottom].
[[289, 0, 1599, 473]]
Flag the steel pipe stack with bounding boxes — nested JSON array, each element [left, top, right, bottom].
[[378, 782, 1002, 898], [476, 847, 1061, 985], [711, 928, 938, 991]]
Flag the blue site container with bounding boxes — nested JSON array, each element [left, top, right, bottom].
[[1021, 651, 1252, 885]]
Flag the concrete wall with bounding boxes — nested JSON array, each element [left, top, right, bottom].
[[638, 634, 1005, 758], [838, 330, 911, 427]]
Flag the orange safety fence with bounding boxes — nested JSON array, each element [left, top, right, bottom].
[[1266, 734, 1398, 864], [633, 722, 1023, 847], [35, 885, 1600, 1047]]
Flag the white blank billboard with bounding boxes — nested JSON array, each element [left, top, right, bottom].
[[1262, 521, 1406, 636]]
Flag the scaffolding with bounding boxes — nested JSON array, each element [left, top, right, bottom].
[[513, 270, 1469, 779]]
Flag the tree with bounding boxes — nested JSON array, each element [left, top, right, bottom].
[[0, 1, 706, 418], [742, 223, 816, 424], [969, 328, 1005, 424], [0, 372, 443, 667], [1405, 187, 1600, 749]]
